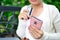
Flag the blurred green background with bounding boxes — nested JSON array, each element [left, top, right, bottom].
[[0, 0, 60, 10], [0, 0, 60, 33]]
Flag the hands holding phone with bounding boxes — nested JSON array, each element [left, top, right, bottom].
[[29, 25, 44, 39], [28, 16, 43, 39], [18, 9, 44, 40]]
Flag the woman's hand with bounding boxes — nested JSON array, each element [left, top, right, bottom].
[[29, 25, 44, 39], [18, 9, 29, 20], [22, 37, 29, 40]]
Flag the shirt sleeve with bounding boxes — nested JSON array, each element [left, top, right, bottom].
[[38, 5, 60, 40], [16, 20, 27, 38], [16, 6, 28, 38]]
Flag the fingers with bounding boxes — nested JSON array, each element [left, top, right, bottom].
[[29, 25, 43, 35], [29, 26, 37, 38], [29, 25, 43, 39], [23, 9, 29, 17], [29, 26, 40, 38], [18, 9, 29, 20], [29, 28, 38, 39], [21, 14, 27, 20]]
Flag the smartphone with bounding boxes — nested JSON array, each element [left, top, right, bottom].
[[30, 16, 43, 30]]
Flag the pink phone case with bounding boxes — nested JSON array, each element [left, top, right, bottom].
[[30, 16, 43, 30]]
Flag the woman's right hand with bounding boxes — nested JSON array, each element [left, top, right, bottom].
[[18, 9, 29, 20]]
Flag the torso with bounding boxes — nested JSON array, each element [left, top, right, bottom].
[[26, 3, 50, 40], [25, 3, 55, 40]]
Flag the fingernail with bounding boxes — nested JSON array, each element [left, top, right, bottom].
[[28, 17, 29, 19], [21, 18, 24, 20]]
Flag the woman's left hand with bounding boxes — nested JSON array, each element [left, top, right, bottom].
[[28, 25, 44, 39]]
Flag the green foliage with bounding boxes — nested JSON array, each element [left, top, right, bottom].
[[0, 24, 6, 33], [0, 0, 60, 33], [43, 0, 60, 11], [0, 0, 60, 10]]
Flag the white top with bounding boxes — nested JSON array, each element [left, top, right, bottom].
[[16, 3, 60, 40]]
